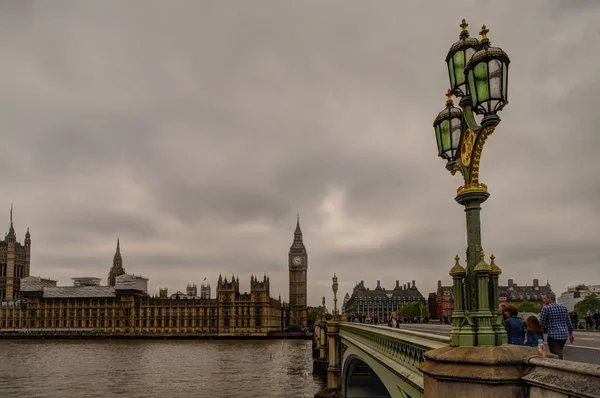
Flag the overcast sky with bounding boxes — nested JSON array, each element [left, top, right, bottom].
[[1, 1, 599, 306]]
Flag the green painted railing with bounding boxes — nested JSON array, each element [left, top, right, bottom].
[[339, 323, 450, 397]]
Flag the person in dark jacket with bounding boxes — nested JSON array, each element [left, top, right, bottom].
[[504, 304, 525, 345]]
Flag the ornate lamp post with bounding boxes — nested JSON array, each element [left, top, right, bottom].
[[332, 274, 339, 321], [434, 20, 509, 347]]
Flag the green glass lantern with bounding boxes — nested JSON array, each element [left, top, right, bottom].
[[434, 90, 463, 161], [446, 19, 480, 97], [464, 25, 511, 115]]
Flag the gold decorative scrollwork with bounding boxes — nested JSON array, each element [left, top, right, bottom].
[[470, 126, 495, 184], [460, 129, 476, 166], [457, 183, 488, 195], [449, 163, 463, 176]]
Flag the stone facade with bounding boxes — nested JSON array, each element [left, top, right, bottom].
[[0, 207, 31, 301], [499, 278, 552, 307], [288, 215, 307, 329], [344, 279, 426, 321], [0, 241, 289, 336]]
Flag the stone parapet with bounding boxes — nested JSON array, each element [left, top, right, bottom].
[[522, 356, 600, 398], [419, 345, 538, 398]]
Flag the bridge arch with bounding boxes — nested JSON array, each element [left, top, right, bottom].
[[343, 354, 390, 398], [341, 337, 424, 398]]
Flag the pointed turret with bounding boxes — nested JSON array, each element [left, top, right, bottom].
[[289, 213, 306, 253], [108, 238, 126, 286], [6, 205, 15, 242]]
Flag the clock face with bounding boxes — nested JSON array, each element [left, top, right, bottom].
[[293, 256, 302, 265]]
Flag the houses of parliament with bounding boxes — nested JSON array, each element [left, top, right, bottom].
[[0, 210, 309, 336]]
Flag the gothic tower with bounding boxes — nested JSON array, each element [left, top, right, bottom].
[[289, 214, 308, 329], [1, 206, 31, 301], [108, 238, 126, 286]]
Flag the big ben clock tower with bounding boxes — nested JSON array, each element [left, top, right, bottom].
[[289, 214, 308, 329]]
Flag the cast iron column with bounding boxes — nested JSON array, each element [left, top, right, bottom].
[[455, 189, 489, 346]]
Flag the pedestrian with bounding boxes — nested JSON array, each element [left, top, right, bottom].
[[524, 316, 544, 348], [503, 304, 525, 345], [539, 292, 574, 359], [584, 311, 592, 330], [500, 303, 507, 322], [594, 309, 600, 330], [569, 311, 579, 330], [388, 312, 397, 328]]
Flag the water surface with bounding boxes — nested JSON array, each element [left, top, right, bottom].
[[0, 339, 324, 397]]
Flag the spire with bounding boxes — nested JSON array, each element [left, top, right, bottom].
[[294, 213, 302, 236], [112, 238, 123, 270], [8, 204, 15, 236], [108, 237, 125, 286]]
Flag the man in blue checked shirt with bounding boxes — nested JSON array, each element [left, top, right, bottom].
[[539, 292, 575, 359]]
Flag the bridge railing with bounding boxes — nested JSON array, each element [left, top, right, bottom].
[[339, 323, 449, 373], [335, 323, 450, 397]]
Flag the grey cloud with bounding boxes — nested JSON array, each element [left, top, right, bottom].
[[1, 1, 599, 305]]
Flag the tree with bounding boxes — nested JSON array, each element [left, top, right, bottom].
[[287, 323, 302, 332], [517, 301, 535, 313], [307, 308, 320, 328], [399, 301, 428, 319], [575, 294, 600, 318]]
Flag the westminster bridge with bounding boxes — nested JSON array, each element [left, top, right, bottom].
[[311, 321, 600, 398]]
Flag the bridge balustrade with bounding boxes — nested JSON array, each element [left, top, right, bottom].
[[314, 322, 600, 398], [313, 322, 449, 398]]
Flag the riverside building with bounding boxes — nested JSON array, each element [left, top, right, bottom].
[[0, 208, 31, 301], [0, 217, 310, 336], [343, 280, 426, 321]]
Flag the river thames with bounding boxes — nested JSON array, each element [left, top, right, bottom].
[[0, 339, 325, 397]]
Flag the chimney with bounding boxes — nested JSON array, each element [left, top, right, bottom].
[[533, 279, 539, 287], [395, 280, 400, 289], [412, 280, 416, 289], [438, 280, 442, 290], [407, 281, 410, 290], [376, 280, 381, 289], [403, 284, 406, 290], [508, 279, 514, 287]]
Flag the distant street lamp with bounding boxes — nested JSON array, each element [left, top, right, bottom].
[[434, 20, 509, 347], [332, 274, 339, 321], [321, 296, 326, 320]]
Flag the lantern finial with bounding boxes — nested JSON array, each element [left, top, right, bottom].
[[480, 249, 486, 260], [459, 19, 469, 36], [479, 25, 490, 44], [445, 89, 453, 105]]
